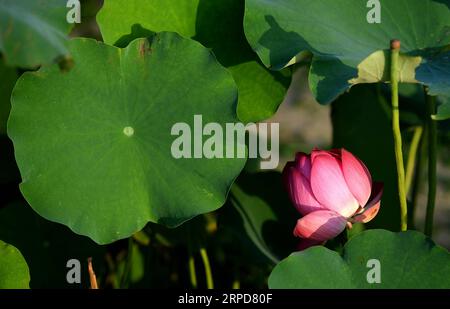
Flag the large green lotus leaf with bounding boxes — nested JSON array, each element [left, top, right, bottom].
[[8, 33, 246, 244], [0, 201, 105, 288], [0, 239, 30, 288], [244, 0, 450, 103], [269, 230, 450, 288], [0, 0, 72, 68], [0, 58, 17, 134], [333, 85, 400, 231], [97, 0, 289, 123]]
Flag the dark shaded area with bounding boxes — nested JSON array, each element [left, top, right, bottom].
[[112, 0, 289, 88], [0, 200, 106, 288], [221, 171, 298, 262], [381, 83, 426, 127], [194, 0, 254, 67], [332, 84, 401, 231], [114, 24, 154, 48], [128, 214, 272, 288], [0, 136, 21, 207], [257, 15, 312, 70], [433, 0, 450, 9], [309, 57, 357, 104], [416, 51, 450, 98], [70, 0, 104, 40]]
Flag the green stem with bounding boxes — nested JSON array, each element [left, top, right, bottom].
[[199, 247, 214, 289], [390, 40, 408, 231], [409, 131, 425, 228], [425, 93, 437, 237], [188, 255, 198, 289], [405, 126, 423, 196]]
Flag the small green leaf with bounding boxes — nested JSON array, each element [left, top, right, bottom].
[[269, 230, 450, 289], [0, 0, 72, 68], [8, 33, 246, 244], [0, 240, 30, 289]]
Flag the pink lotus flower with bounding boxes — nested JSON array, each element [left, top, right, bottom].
[[283, 149, 383, 248]]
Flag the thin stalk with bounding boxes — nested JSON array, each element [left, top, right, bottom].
[[390, 39, 408, 231], [405, 126, 423, 196], [409, 131, 425, 228], [188, 255, 198, 289], [199, 247, 214, 289], [425, 93, 437, 237], [87, 257, 99, 289]]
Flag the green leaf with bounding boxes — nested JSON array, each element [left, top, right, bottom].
[[244, 0, 450, 103], [226, 172, 298, 264], [333, 85, 400, 230], [97, 0, 289, 122], [0, 58, 17, 134], [8, 33, 246, 244], [269, 230, 450, 288], [433, 96, 450, 120], [98, 0, 198, 42], [0, 0, 72, 68], [0, 201, 105, 288], [0, 239, 30, 289]]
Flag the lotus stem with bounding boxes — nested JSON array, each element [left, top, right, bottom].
[[409, 129, 425, 228], [188, 255, 198, 288], [405, 126, 423, 196], [390, 39, 408, 231], [425, 92, 437, 237], [200, 247, 214, 289]]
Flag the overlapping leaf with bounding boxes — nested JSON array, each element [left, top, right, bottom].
[[245, 0, 450, 103], [97, 0, 290, 122]]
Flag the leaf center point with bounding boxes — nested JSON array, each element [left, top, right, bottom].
[[123, 126, 134, 137]]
